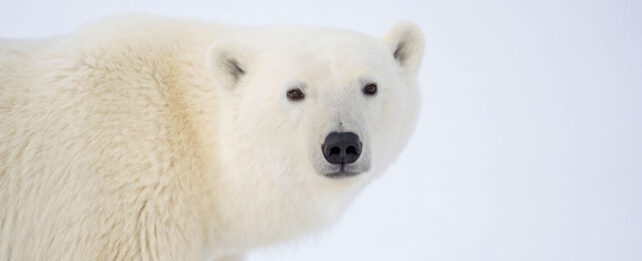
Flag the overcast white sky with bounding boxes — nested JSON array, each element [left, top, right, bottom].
[[1, 0, 640, 260]]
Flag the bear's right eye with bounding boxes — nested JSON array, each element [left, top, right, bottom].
[[286, 88, 305, 102]]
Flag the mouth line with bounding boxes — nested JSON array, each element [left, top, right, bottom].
[[323, 171, 361, 178], [322, 164, 362, 178]]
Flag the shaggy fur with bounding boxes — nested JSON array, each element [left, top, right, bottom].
[[0, 16, 424, 260]]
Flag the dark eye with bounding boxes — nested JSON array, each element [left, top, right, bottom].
[[362, 83, 378, 96], [287, 88, 305, 101]]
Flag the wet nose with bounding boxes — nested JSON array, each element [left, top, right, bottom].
[[322, 132, 362, 165]]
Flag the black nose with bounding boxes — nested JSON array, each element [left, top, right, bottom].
[[322, 132, 362, 165]]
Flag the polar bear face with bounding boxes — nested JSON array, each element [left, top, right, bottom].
[[208, 23, 423, 196]]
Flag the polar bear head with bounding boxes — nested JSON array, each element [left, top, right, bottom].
[[209, 22, 423, 181], [205, 22, 424, 244]]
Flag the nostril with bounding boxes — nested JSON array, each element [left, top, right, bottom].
[[330, 146, 341, 155], [346, 146, 358, 155]]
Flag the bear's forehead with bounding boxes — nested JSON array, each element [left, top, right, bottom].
[[256, 47, 387, 85], [257, 33, 387, 71], [241, 27, 393, 85]]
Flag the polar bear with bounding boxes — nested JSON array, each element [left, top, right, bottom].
[[0, 16, 424, 260]]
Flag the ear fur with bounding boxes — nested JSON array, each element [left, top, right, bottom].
[[383, 22, 425, 73], [207, 40, 256, 89]]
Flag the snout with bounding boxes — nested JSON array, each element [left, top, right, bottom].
[[322, 132, 362, 165]]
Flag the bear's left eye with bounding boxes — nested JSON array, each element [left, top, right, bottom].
[[362, 83, 378, 96], [286, 88, 305, 101]]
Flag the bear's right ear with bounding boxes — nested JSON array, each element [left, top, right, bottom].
[[207, 41, 256, 90]]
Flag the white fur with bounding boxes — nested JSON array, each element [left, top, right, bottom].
[[0, 16, 424, 260]]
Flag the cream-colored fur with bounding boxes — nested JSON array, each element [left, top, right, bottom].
[[0, 16, 423, 260]]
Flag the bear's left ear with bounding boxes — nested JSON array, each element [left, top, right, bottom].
[[207, 40, 256, 90], [383, 22, 425, 74]]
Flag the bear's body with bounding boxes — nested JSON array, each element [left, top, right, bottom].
[[0, 16, 423, 260]]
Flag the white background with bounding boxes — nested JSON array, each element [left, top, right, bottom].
[[1, 0, 640, 260]]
